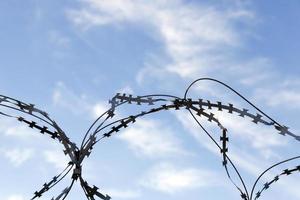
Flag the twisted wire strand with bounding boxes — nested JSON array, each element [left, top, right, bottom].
[[0, 78, 299, 200], [184, 78, 300, 199], [0, 95, 78, 162], [51, 179, 75, 200], [31, 162, 74, 199]]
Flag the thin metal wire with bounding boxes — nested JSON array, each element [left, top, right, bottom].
[[0, 78, 298, 200]]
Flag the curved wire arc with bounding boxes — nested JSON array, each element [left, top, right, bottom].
[[0, 78, 299, 200]]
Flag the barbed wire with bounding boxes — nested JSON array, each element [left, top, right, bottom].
[[0, 78, 299, 200]]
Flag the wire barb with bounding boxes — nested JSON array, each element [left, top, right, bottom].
[[0, 78, 299, 200]]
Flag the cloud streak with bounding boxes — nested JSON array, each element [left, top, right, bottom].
[[52, 81, 109, 119], [140, 162, 219, 194], [1, 148, 34, 167], [118, 119, 189, 158], [67, 0, 256, 82]]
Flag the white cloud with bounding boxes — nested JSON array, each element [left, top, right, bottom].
[[118, 119, 189, 158], [103, 188, 140, 199], [118, 85, 134, 94], [254, 87, 300, 109], [6, 194, 25, 200], [92, 102, 108, 118], [43, 148, 70, 171], [66, 0, 299, 112], [214, 111, 287, 150], [48, 30, 72, 59], [174, 111, 283, 175], [52, 81, 89, 115], [0, 118, 38, 139], [4, 125, 35, 138], [48, 30, 71, 48], [173, 110, 300, 200], [140, 163, 219, 194], [66, 0, 300, 115], [175, 106, 288, 153], [1, 148, 34, 167], [52, 81, 109, 119], [67, 0, 257, 83], [276, 177, 300, 199], [235, 58, 275, 86]]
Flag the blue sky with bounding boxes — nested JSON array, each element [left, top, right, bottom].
[[0, 0, 300, 200]]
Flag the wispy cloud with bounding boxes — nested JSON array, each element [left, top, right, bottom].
[[103, 188, 140, 199], [66, 0, 257, 83], [66, 0, 300, 114], [140, 162, 219, 194], [92, 102, 108, 118], [48, 30, 71, 48], [0, 118, 39, 139], [1, 148, 34, 167], [118, 85, 134, 94], [118, 119, 189, 158], [52, 81, 89, 115], [5, 194, 25, 200], [52, 81, 109, 118], [254, 83, 300, 109], [214, 111, 287, 150], [43, 147, 69, 171], [173, 110, 300, 198], [175, 110, 282, 163]]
